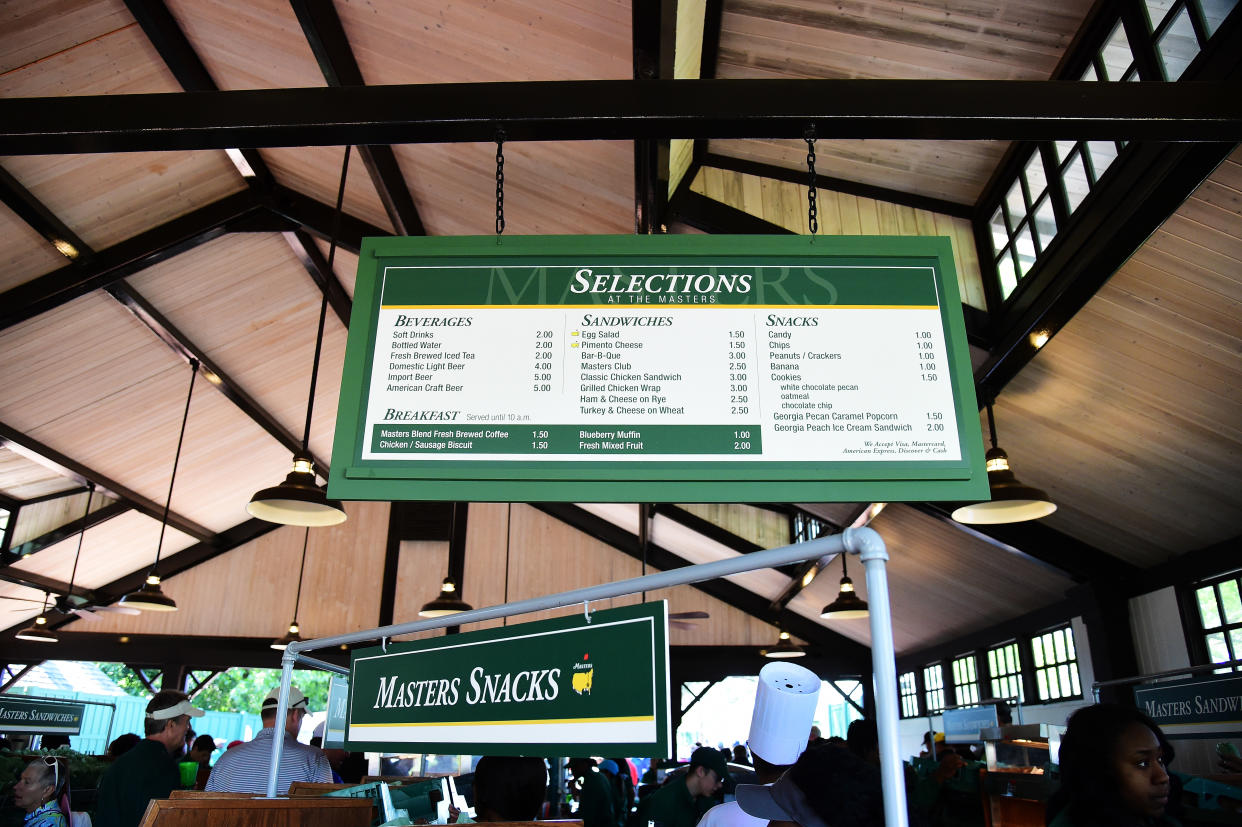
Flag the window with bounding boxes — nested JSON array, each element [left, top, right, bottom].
[[988, 642, 1025, 703], [951, 655, 980, 706], [1193, 571, 1242, 671], [899, 671, 920, 718], [924, 664, 946, 713], [1031, 626, 1082, 701]]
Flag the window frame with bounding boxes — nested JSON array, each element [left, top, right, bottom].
[[1186, 569, 1242, 672], [1029, 623, 1084, 702]]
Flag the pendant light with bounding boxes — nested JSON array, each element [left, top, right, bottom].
[[272, 528, 310, 650], [951, 402, 1056, 524], [419, 503, 473, 618], [15, 594, 58, 643], [418, 577, 473, 617], [247, 147, 352, 527], [820, 553, 869, 619], [762, 629, 805, 659], [121, 360, 198, 612]]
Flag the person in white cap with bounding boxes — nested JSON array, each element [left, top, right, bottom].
[[205, 685, 331, 794], [95, 689, 205, 827], [696, 662, 821, 827]]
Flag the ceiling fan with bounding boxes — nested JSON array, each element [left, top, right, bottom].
[[3, 483, 140, 624]]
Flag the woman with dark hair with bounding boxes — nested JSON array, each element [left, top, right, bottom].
[[1047, 703, 1178, 827], [12, 756, 68, 827]]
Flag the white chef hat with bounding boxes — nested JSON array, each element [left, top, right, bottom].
[[747, 661, 820, 765]]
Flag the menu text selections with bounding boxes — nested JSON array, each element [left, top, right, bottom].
[[363, 264, 960, 463]]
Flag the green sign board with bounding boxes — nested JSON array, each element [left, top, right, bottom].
[[1133, 674, 1242, 739], [345, 601, 670, 757], [330, 234, 988, 502], [0, 697, 86, 735], [324, 676, 349, 749]]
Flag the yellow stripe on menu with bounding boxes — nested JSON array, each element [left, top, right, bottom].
[[380, 304, 938, 310], [352, 714, 654, 728]]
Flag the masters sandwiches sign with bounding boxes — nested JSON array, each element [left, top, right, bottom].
[[346, 602, 670, 756]]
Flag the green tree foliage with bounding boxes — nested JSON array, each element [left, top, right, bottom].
[[190, 668, 331, 714], [94, 664, 330, 714], [97, 662, 160, 697]]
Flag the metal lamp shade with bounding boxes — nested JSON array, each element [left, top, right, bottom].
[[247, 454, 347, 527], [419, 579, 473, 617], [120, 575, 178, 612], [15, 615, 58, 643], [271, 622, 303, 651], [762, 631, 806, 659], [951, 446, 1057, 524], [821, 576, 869, 619]]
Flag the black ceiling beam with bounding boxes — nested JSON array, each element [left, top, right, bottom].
[[0, 422, 212, 542], [16, 486, 89, 507], [5, 501, 129, 563], [290, 0, 425, 236], [103, 281, 328, 472], [0, 516, 281, 642], [1, 80, 1239, 154], [3, 631, 342, 670], [534, 502, 872, 671], [701, 152, 974, 219], [0, 568, 80, 601], [122, 0, 274, 189], [267, 184, 391, 254], [0, 165, 93, 263], [652, 504, 764, 555], [632, 0, 667, 234], [910, 502, 1139, 585], [0, 190, 265, 332], [283, 228, 354, 327]]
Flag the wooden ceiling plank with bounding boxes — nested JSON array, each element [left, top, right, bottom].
[[290, 0, 425, 237], [0, 190, 265, 333], [0, 421, 212, 542], [6, 501, 129, 564], [122, 0, 274, 188], [104, 280, 324, 471], [0, 164, 92, 264]]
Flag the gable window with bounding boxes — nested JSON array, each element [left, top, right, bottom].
[[924, 664, 946, 713], [1193, 571, 1242, 671], [899, 671, 920, 718], [1031, 625, 1082, 701], [988, 641, 1025, 703], [951, 654, 980, 706]]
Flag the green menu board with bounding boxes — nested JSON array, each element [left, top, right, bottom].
[[330, 234, 988, 502], [345, 602, 669, 756]]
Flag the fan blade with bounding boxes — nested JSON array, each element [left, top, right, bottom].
[[71, 608, 103, 622], [0, 595, 46, 604], [669, 611, 709, 620], [669, 619, 699, 629], [92, 605, 141, 615]]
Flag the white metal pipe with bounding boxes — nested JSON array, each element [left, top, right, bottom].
[[265, 526, 886, 799], [859, 534, 908, 827], [287, 529, 875, 654], [265, 651, 298, 798]]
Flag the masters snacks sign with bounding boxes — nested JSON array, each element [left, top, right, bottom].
[[345, 602, 670, 756]]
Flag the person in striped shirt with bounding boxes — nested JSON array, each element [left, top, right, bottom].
[[205, 685, 332, 795]]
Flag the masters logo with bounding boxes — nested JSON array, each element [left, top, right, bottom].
[[572, 653, 594, 696]]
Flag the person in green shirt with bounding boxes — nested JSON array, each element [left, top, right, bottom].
[[1047, 703, 1179, 827], [95, 690, 204, 827], [631, 747, 730, 827], [569, 758, 618, 827]]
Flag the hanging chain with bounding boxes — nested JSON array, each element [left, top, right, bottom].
[[804, 126, 818, 235], [495, 131, 506, 236]]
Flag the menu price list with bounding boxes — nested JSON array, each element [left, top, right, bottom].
[[371, 424, 763, 455], [363, 307, 961, 462]]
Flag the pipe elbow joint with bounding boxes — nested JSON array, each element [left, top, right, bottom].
[[842, 526, 888, 563]]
